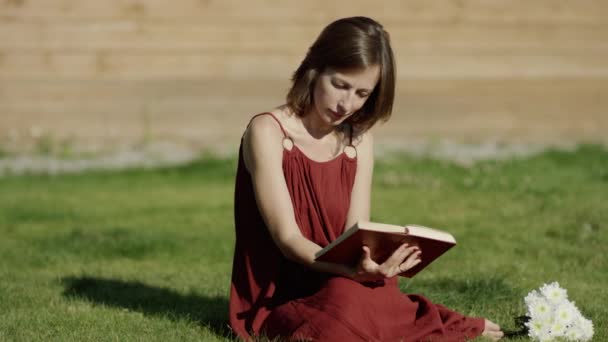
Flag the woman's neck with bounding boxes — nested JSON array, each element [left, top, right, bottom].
[[299, 108, 335, 140]]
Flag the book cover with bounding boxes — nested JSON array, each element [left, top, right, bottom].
[[314, 221, 456, 278]]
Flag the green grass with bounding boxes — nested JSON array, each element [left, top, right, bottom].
[[0, 145, 606, 341]]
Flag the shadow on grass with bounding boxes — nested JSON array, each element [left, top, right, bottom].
[[62, 275, 528, 340], [61, 276, 233, 339]]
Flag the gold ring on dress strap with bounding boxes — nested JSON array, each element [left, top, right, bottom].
[[282, 137, 294, 151]]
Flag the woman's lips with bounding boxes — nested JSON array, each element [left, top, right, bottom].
[[329, 109, 345, 119]]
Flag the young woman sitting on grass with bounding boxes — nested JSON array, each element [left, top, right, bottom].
[[229, 16, 504, 341]]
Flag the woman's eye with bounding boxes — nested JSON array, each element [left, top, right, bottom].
[[333, 81, 347, 89]]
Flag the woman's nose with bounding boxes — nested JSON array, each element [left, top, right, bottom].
[[338, 94, 353, 114], [337, 102, 347, 115]]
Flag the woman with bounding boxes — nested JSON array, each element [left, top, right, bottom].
[[229, 16, 504, 341]]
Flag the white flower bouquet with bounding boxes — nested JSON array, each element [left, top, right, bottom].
[[522, 282, 594, 342]]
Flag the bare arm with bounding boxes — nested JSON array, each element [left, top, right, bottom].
[[243, 117, 419, 281], [242, 115, 354, 277], [341, 131, 421, 280], [344, 130, 374, 230]]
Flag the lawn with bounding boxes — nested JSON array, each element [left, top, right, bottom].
[[0, 145, 606, 341]]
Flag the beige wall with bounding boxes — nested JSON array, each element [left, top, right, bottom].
[[1, 0, 607, 152]]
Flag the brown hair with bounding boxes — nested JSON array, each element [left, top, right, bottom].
[[286, 16, 396, 134]]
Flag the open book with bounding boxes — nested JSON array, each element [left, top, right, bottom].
[[314, 220, 456, 278]]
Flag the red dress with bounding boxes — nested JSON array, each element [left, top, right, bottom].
[[229, 113, 484, 341]]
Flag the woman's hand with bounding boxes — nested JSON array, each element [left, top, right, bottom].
[[351, 243, 421, 282]]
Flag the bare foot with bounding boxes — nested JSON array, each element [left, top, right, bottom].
[[482, 319, 504, 341]]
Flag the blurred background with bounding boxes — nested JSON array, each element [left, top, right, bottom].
[[1, 0, 607, 161]]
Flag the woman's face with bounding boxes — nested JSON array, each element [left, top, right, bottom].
[[312, 65, 380, 126]]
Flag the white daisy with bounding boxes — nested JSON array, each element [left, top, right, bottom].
[[524, 282, 594, 342], [554, 301, 579, 326], [528, 296, 553, 321], [540, 282, 568, 304]]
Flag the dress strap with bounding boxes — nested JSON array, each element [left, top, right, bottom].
[[248, 112, 289, 139]]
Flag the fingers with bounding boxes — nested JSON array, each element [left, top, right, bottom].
[[354, 246, 384, 282], [399, 249, 422, 272], [386, 243, 419, 265], [361, 246, 372, 260], [377, 244, 420, 277], [358, 246, 375, 268], [365, 244, 421, 278], [358, 246, 379, 274]]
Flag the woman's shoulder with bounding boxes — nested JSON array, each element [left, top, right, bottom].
[[242, 111, 287, 169], [245, 111, 287, 141], [348, 126, 374, 164]]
